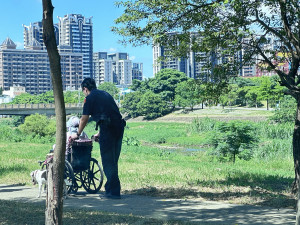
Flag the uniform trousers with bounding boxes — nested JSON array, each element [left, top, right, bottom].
[[99, 122, 124, 196]]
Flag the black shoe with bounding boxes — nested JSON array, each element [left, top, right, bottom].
[[100, 193, 121, 199]]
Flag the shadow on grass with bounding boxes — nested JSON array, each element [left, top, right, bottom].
[[0, 200, 193, 225], [125, 179, 296, 209], [214, 171, 294, 192]]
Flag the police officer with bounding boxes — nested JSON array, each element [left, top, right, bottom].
[[72, 78, 125, 199]]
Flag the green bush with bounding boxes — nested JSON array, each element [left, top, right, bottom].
[[210, 120, 257, 163], [0, 125, 24, 142], [18, 114, 56, 137], [137, 91, 170, 120], [189, 117, 220, 133], [270, 95, 296, 123], [123, 135, 141, 146]]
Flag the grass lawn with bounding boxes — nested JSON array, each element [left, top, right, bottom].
[[0, 108, 296, 224], [0, 120, 295, 208]]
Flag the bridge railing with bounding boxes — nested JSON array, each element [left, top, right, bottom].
[[0, 103, 83, 109]]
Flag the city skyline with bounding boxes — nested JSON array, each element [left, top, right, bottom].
[[0, 0, 153, 78]]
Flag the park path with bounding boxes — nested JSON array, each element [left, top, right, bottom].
[[0, 184, 296, 224]]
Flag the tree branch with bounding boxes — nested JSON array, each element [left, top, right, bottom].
[[278, 0, 300, 54]]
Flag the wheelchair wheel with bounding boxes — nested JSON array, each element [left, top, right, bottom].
[[80, 158, 104, 194], [64, 160, 74, 194], [71, 172, 81, 194]]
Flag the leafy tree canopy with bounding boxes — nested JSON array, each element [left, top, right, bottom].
[[98, 82, 120, 99], [148, 68, 188, 102], [113, 0, 299, 96], [174, 79, 202, 110]]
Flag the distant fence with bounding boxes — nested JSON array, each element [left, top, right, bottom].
[[0, 103, 83, 115]]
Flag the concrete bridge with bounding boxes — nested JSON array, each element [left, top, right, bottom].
[[0, 103, 83, 116]]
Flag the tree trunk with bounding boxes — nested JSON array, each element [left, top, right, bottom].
[[293, 99, 300, 196], [42, 1, 66, 224]]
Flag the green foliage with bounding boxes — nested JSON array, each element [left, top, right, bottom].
[[10, 90, 84, 104], [210, 120, 257, 163], [64, 90, 84, 103], [0, 87, 2, 95], [244, 86, 261, 107], [270, 95, 297, 123], [149, 69, 188, 103], [230, 77, 257, 87], [18, 114, 56, 137], [10, 93, 37, 104], [113, 0, 298, 116], [121, 91, 142, 118], [0, 125, 24, 142], [122, 135, 141, 146], [137, 91, 170, 120], [98, 82, 120, 99], [254, 139, 292, 160], [189, 117, 220, 133], [174, 79, 201, 110], [257, 121, 293, 140], [219, 84, 239, 107]]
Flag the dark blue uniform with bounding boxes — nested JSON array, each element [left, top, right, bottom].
[[83, 89, 125, 197]]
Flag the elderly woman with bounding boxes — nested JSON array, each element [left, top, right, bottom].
[[66, 116, 88, 151]]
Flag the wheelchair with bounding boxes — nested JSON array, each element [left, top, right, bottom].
[[40, 138, 104, 194]]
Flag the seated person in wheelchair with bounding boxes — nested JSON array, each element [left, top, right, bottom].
[[51, 116, 89, 154], [66, 116, 89, 153]]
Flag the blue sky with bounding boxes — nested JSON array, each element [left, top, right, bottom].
[[0, 0, 153, 78]]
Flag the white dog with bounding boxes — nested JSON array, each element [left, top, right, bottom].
[[30, 169, 47, 198], [30, 169, 70, 199]]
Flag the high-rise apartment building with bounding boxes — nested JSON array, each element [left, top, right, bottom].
[[58, 14, 93, 78], [23, 21, 59, 50], [108, 53, 132, 85], [93, 52, 133, 85], [93, 52, 113, 85], [153, 33, 257, 78], [153, 42, 195, 78], [132, 63, 143, 81], [0, 38, 83, 95]]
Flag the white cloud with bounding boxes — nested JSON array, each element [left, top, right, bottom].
[[15, 42, 23, 49], [109, 47, 117, 52], [129, 56, 136, 61]]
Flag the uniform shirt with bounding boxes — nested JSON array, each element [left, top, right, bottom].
[[83, 89, 122, 126]]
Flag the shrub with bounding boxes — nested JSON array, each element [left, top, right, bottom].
[[189, 117, 220, 133], [137, 91, 170, 120], [122, 136, 141, 146], [210, 120, 257, 163], [270, 95, 296, 123], [18, 114, 56, 137]]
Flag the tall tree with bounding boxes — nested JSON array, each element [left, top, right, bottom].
[[42, 0, 66, 224], [98, 82, 120, 99], [148, 68, 188, 104], [174, 79, 202, 110], [113, 0, 300, 190]]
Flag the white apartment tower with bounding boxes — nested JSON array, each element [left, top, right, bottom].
[[23, 21, 59, 50], [108, 53, 132, 85], [58, 14, 93, 78], [93, 52, 113, 86], [94, 52, 133, 85]]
